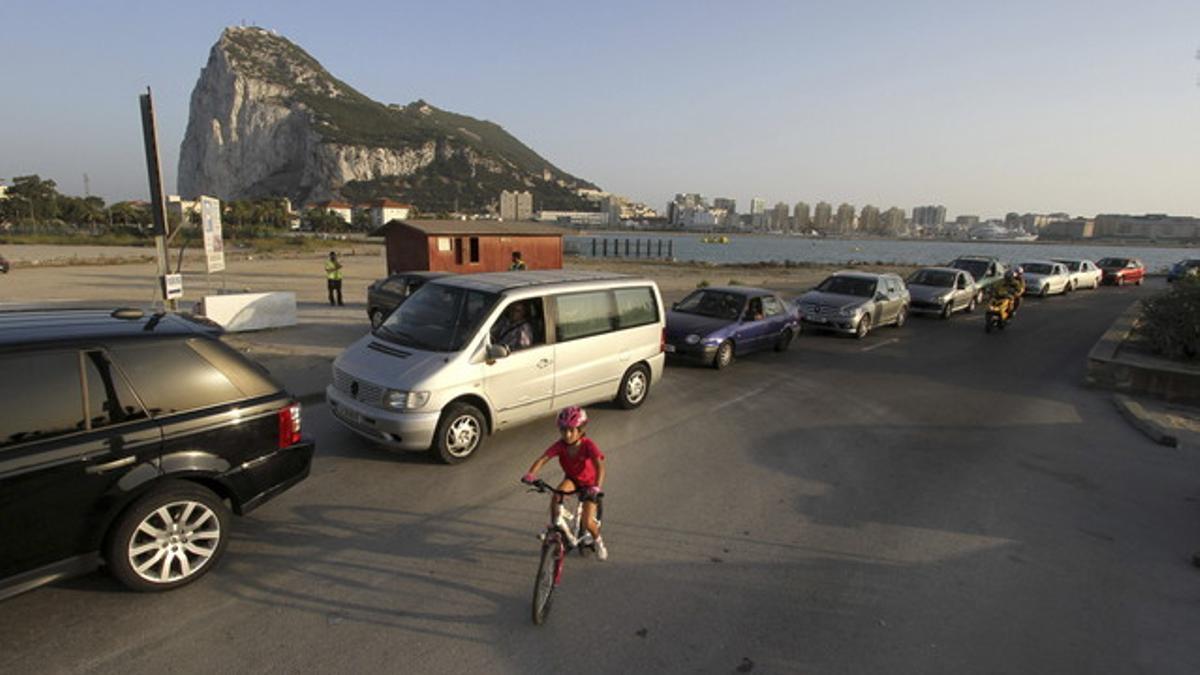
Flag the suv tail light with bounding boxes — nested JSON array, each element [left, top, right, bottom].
[[278, 403, 302, 448], [661, 327, 666, 353]]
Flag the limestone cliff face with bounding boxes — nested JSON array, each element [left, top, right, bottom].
[[178, 27, 594, 210]]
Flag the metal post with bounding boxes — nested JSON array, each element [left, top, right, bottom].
[[139, 87, 176, 311], [668, 240, 673, 258], [657, 239, 663, 257], [636, 239, 641, 257], [602, 239, 608, 256], [592, 238, 597, 257], [624, 239, 630, 256]]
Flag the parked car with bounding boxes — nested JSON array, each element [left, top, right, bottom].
[[905, 267, 978, 318], [1019, 260, 1072, 297], [948, 256, 1006, 294], [0, 309, 314, 600], [1052, 258, 1103, 290], [1096, 257, 1145, 286], [797, 271, 910, 339], [1166, 258, 1200, 283], [665, 286, 799, 369], [328, 271, 665, 464], [0, 254, 9, 273], [367, 271, 452, 328]]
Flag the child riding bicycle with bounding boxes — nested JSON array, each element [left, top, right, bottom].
[[522, 406, 608, 561]]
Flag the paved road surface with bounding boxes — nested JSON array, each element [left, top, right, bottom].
[[2, 282, 1199, 674]]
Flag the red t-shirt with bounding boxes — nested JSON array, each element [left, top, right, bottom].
[[543, 438, 604, 487]]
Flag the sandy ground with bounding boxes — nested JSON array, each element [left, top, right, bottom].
[[0, 244, 920, 307]]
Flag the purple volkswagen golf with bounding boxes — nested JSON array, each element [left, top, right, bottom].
[[664, 286, 800, 369]]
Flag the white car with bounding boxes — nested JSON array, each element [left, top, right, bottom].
[[1020, 260, 1072, 297], [1052, 258, 1103, 290]]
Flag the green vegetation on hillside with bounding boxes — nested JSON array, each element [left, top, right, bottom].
[[214, 26, 598, 208]]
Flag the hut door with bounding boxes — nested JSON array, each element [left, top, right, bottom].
[[454, 238, 464, 265]]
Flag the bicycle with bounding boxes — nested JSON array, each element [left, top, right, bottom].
[[524, 478, 604, 625]]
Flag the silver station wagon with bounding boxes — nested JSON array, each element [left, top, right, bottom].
[[327, 271, 666, 463], [798, 271, 910, 339]]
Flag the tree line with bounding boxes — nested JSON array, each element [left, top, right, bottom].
[[0, 175, 332, 237]]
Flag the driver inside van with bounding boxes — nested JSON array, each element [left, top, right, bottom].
[[491, 301, 534, 351]]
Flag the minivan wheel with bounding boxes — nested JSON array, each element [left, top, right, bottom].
[[616, 364, 650, 409], [434, 402, 485, 464], [106, 481, 230, 592], [370, 308, 386, 329], [713, 341, 734, 370]]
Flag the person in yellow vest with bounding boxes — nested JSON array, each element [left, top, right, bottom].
[[510, 251, 527, 271], [325, 251, 344, 306]]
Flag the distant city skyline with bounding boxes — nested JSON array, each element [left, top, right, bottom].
[[2, 1, 1200, 217]]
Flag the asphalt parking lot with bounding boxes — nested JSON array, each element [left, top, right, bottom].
[[3, 280, 1199, 674]]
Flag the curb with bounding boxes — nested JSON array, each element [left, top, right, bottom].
[[1112, 394, 1178, 447], [1085, 300, 1200, 404]]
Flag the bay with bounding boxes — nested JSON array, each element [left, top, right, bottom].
[[566, 234, 1198, 272]]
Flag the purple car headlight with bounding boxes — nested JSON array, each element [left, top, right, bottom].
[[685, 334, 702, 345]]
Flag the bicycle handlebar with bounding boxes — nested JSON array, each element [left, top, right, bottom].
[[523, 478, 603, 498]]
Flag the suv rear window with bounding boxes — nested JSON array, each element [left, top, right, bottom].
[[107, 339, 250, 415], [613, 287, 659, 329], [0, 351, 85, 448]]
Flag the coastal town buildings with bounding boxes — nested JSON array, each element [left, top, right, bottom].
[[813, 202, 833, 233], [771, 202, 790, 231], [794, 202, 810, 231], [881, 207, 906, 236], [367, 199, 413, 229], [835, 203, 856, 234], [499, 190, 533, 221], [912, 205, 947, 233], [859, 205, 881, 234], [309, 199, 352, 223]]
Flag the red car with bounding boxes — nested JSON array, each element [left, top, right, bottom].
[[1096, 257, 1145, 286]]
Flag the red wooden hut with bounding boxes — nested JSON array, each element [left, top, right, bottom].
[[372, 219, 566, 274]]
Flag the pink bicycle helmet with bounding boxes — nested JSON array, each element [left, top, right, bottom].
[[556, 405, 588, 429]]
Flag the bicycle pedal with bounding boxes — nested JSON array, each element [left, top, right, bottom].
[[537, 533, 546, 541]]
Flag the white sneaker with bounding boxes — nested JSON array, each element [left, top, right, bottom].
[[594, 537, 608, 561], [579, 532, 594, 546]]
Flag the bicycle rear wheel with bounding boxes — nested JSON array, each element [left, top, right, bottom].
[[532, 539, 559, 625]]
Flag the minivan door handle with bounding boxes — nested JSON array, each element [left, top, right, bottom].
[[85, 456, 136, 475], [536, 358, 552, 369]]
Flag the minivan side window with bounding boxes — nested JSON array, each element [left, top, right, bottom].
[[555, 291, 616, 342], [613, 287, 659, 329], [0, 351, 84, 448], [84, 351, 148, 429], [108, 340, 245, 415]]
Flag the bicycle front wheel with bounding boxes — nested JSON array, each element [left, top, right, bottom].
[[532, 540, 559, 625]]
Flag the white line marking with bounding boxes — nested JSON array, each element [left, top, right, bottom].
[[712, 385, 771, 411], [860, 338, 899, 352]]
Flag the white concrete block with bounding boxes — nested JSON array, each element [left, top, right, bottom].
[[201, 292, 297, 332]]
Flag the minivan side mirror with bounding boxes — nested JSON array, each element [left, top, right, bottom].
[[875, 292, 887, 301], [671, 302, 679, 310], [486, 344, 510, 360]]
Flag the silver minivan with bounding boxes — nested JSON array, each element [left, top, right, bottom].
[[327, 271, 666, 463]]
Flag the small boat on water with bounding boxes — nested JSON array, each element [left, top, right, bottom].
[[700, 235, 730, 244]]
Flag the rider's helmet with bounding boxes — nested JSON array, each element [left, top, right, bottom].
[[1004, 269, 1016, 281], [556, 405, 588, 430], [1012, 265, 1024, 279]]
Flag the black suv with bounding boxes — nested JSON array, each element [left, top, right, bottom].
[[367, 271, 451, 328], [0, 309, 315, 600]]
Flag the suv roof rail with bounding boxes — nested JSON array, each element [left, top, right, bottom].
[[111, 308, 145, 320]]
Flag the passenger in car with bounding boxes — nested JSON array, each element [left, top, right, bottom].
[[491, 302, 534, 351], [746, 297, 764, 321]]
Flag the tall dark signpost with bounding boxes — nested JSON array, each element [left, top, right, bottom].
[[139, 87, 178, 310]]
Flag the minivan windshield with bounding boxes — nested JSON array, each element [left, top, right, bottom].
[[377, 284, 498, 352], [1023, 263, 1053, 275], [816, 276, 876, 297]]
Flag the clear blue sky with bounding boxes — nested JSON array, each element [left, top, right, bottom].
[[2, 0, 1198, 218]]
